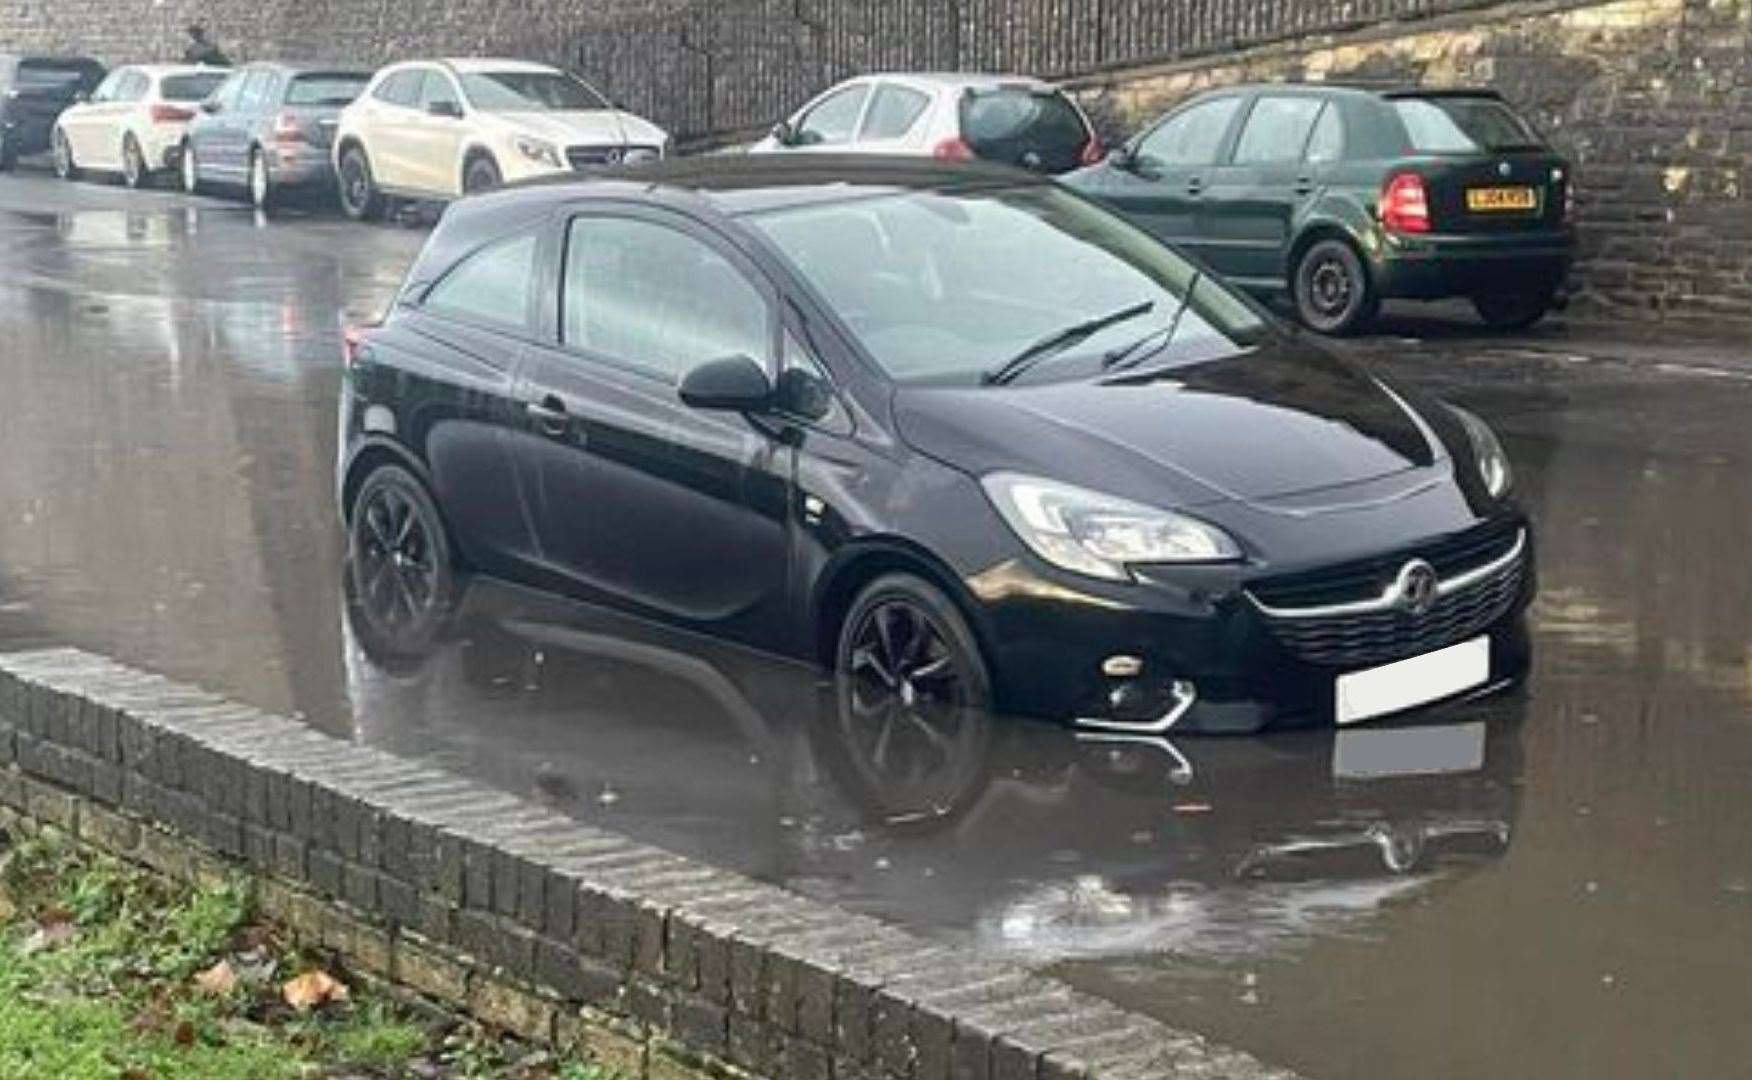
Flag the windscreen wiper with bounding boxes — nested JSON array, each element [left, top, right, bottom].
[[982, 300, 1153, 386], [1102, 272, 1203, 377]]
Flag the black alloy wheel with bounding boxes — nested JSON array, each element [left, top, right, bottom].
[[338, 145, 382, 221], [121, 134, 148, 189], [347, 466, 457, 658], [462, 154, 502, 195], [1473, 285, 1556, 331], [1294, 238, 1377, 336], [834, 574, 993, 825]]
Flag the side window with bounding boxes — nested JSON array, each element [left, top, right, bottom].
[[564, 216, 771, 383], [1136, 96, 1242, 167], [89, 70, 125, 103], [795, 84, 868, 146], [1304, 103, 1346, 164], [1233, 96, 1325, 165], [212, 71, 246, 109], [236, 70, 271, 113], [374, 70, 422, 107], [418, 72, 461, 113], [422, 232, 539, 331], [118, 72, 150, 102], [860, 84, 930, 140]]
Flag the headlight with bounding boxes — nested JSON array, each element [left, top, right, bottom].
[[514, 136, 564, 169], [1452, 406, 1513, 498], [982, 473, 1241, 582]]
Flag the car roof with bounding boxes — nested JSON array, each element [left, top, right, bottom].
[[868, 71, 1057, 90], [119, 64, 227, 78], [439, 58, 559, 74], [1187, 81, 1504, 101], [499, 153, 1055, 216], [238, 60, 372, 75]]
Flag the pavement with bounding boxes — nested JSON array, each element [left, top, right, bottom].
[[2, 163, 1750, 1080]]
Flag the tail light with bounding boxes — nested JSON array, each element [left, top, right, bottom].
[[1379, 172, 1431, 234], [1079, 135, 1105, 167], [272, 111, 305, 144], [150, 103, 194, 124], [932, 136, 974, 162], [341, 324, 371, 369]]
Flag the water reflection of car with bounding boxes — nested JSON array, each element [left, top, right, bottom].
[[0, 55, 105, 171], [340, 155, 1533, 735], [343, 576, 1523, 961], [180, 62, 371, 211]]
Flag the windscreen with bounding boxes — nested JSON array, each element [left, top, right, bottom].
[[959, 88, 1090, 173], [161, 73, 228, 102], [746, 185, 1270, 387], [460, 72, 609, 111], [1394, 97, 1543, 153], [287, 73, 369, 106]]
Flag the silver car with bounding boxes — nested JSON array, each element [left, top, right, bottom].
[[181, 63, 372, 210], [749, 72, 1102, 174]]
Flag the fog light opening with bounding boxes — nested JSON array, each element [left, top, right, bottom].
[[1076, 678, 1198, 734]]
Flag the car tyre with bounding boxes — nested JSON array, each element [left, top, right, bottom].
[[180, 141, 202, 195], [1293, 238, 1378, 336], [337, 144, 382, 221], [834, 573, 994, 783], [248, 147, 274, 211], [1473, 286, 1555, 331], [52, 127, 80, 181], [346, 464, 458, 660], [462, 153, 502, 195], [121, 134, 150, 189]]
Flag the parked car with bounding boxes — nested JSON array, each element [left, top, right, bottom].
[[1066, 85, 1574, 333], [180, 62, 370, 209], [751, 73, 1101, 174], [51, 64, 229, 187], [0, 54, 105, 170], [337, 155, 1534, 735], [330, 58, 667, 219]]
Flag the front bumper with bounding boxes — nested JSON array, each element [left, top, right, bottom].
[[966, 518, 1536, 734], [1373, 229, 1574, 300]]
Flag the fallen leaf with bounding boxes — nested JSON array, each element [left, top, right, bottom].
[[281, 969, 349, 1010], [194, 959, 237, 995], [173, 1019, 196, 1047], [20, 918, 76, 955]]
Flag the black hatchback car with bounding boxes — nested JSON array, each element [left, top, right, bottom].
[[0, 54, 105, 170], [338, 155, 1533, 735], [1067, 85, 1574, 334]]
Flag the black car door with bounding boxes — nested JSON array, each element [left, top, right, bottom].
[[1075, 94, 1244, 263], [1199, 93, 1327, 287], [513, 204, 792, 647]]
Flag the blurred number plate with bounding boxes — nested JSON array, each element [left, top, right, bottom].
[[1467, 186, 1537, 211], [1334, 721, 1485, 779], [1335, 636, 1489, 725]]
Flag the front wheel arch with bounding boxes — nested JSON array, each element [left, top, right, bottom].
[[810, 539, 995, 674]]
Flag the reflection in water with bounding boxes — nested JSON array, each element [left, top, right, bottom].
[[343, 570, 1522, 965]]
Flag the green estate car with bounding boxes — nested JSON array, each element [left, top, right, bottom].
[[1066, 85, 1574, 334]]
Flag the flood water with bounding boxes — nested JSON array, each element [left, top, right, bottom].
[[1, 174, 1749, 1079]]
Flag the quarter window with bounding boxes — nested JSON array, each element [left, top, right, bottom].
[[860, 85, 930, 140], [116, 71, 151, 102], [1233, 96, 1324, 165], [373, 70, 423, 107], [1136, 96, 1242, 167], [795, 84, 868, 146], [1304, 103, 1346, 163], [88, 70, 125, 103], [563, 217, 770, 382], [236, 70, 273, 113], [423, 232, 538, 331]]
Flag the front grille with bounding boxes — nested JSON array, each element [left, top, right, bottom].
[[1247, 522, 1527, 668], [1248, 519, 1520, 611], [566, 144, 659, 170]]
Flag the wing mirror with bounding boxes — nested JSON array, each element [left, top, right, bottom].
[[679, 355, 774, 412], [427, 100, 463, 119], [1106, 144, 1136, 170], [769, 119, 795, 146], [200, 97, 221, 114]]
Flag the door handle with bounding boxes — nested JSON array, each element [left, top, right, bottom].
[[1186, 177, 1204, 195], [526, 396, 570, 438], [1294, 176, 1315, 196]]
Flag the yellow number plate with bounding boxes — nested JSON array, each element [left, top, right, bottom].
[[1466, 186, 1538, 212]]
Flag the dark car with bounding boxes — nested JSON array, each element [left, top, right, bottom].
[[337, 155, 1533, 735], [1066, 85, 1575, 334], [180, 61, 370, 209], [0, 54, 105, 170]]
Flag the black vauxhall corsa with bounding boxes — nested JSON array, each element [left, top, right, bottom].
[[1065, 85, 1575, 334], [337, 155, 1534, 735]]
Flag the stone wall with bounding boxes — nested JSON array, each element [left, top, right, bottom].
[[1070, 0, 1752, 324]]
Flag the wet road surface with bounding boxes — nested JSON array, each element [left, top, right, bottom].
[[3, 168, 1750, 1079]]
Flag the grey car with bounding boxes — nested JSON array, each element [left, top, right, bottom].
[[181, 62, 370, 209]]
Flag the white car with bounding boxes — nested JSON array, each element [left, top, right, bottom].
[[749, 73, 1102, 174], [331, 58, 668, 218], [52, 64, 229, 188]]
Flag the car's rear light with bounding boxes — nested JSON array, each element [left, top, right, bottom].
[[932, 136, 974, 162], [272, 111, 305, 144], [150, 103, 194, 124], [1079, 135, 1105, 167], [1379, 172, 1431, 234]]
